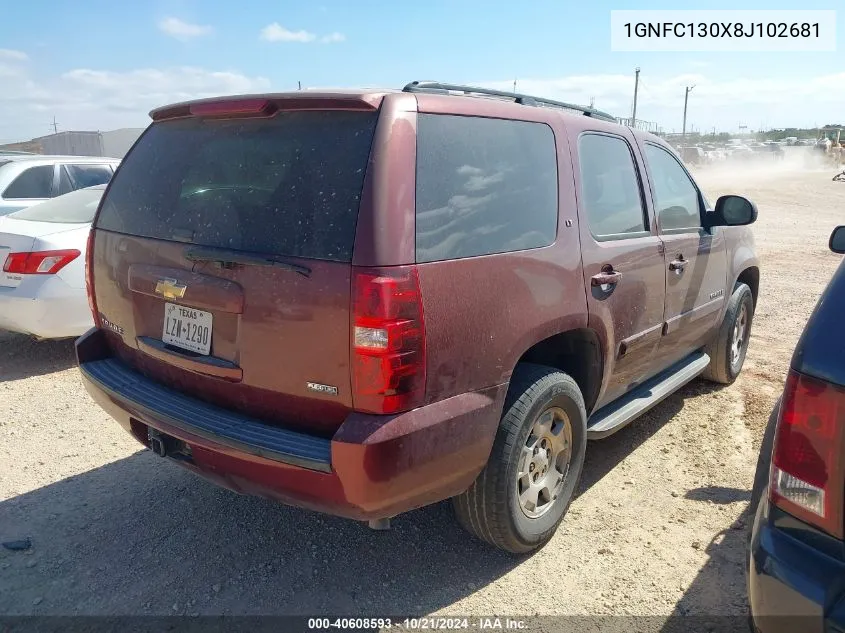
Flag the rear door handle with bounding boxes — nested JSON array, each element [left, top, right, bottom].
[[591, 269, 622, 287], [669, 257, 688, 273]]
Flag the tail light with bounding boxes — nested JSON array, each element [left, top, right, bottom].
[[84, 229, 99, 326], [770, 370, 845, 537], [351, 266, 426, 414], [3, 249, 80, 275]]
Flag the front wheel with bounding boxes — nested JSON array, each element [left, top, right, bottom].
[[703, 282, 754, 384], [452, 364, 587, 554]]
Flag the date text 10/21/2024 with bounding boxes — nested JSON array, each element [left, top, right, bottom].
[[307, 618, 528, 630]]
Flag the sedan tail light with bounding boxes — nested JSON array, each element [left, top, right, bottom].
[[2, 249, 80, 275], [770, 370, 845, 537]]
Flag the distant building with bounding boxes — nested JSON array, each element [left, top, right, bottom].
[[0, 128, 145, 158], [101, 129, 146, 158], [32, 131, 102, 156]]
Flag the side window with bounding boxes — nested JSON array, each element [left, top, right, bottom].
[[644, 144, 702, 232], [578, 134, 647, 239], [57, 166, 74, 196], [2, 165, 54, 199], [66, 164, 114, 190], [415, 114, 558, 263]]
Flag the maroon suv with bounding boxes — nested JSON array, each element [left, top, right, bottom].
[[77, 82, 760, 553]]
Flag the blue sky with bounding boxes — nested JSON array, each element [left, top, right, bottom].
[[1, 0, 842, 142]]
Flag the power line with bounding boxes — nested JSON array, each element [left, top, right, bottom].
[[637, 77, 654, 98]]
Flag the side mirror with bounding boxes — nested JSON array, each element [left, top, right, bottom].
[[709, 195, 758, 228], [830, 226, 845, 254]]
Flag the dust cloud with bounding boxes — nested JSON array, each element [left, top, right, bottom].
[[688, 146, 842, 187]]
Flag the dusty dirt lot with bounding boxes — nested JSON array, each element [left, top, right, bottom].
[[1, 156, 843, 619]]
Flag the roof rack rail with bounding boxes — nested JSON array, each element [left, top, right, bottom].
[[402, 81, 617, 123]]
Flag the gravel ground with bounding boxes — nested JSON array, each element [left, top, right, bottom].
[[1, 156, 843, 619]]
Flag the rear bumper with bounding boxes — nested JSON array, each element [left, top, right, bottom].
[[0, 276, 92, 339], [748, 499, 845, 633], [76, 328, 505, 521]]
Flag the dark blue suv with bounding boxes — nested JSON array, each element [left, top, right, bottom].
[[748, 226, 845, 632]]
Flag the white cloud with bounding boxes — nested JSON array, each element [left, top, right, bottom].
[[158, 17, 214, 41], [260, 23, 316, 43], [0, 65, 270, 143], [2, 62, 842, 145], [0, 49, 28, 80], [321, 32, 345, 43], [0, 49, 28, 61]]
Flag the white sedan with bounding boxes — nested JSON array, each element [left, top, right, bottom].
[[0, 185, 104, 339]]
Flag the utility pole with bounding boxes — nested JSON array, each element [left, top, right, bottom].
[[51, 116, 59, 134], [513, 79, 517, 94], [682, 85, 695, 138], [590, 96, 595, 109], [632, 67, 640, 125], [297, 81, 302, 90]]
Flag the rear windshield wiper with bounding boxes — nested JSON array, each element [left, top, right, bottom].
[[184, 246, 312, 277]]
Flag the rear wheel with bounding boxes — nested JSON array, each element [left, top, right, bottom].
[[452, 364, 587, 554], [703, 282, 754, 385]]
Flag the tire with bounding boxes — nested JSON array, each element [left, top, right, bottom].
[[702, 282, 754, 384], [452, 363, 587, 554]]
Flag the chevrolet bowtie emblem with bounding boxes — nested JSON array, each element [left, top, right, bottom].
[[154, 278, 187, 300]]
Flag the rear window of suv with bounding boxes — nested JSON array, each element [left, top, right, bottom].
[[96, 111, 378, 262], [415, 114, 558, 263]]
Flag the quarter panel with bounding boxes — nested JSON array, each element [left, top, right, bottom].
[[40, 225, 91, 290], [791, 258, 845, 388], [419, 248, 588, 403]]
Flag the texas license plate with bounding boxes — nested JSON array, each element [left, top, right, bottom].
[[162, 302, 212, 355]]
